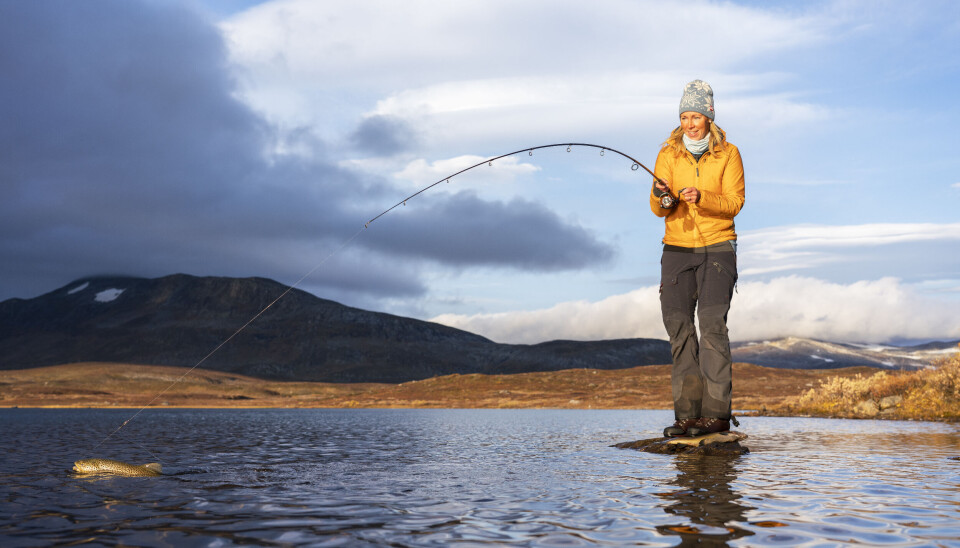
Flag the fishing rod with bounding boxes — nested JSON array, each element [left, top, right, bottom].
[[90, 141, 664, 452], [364, 142, 669, 228]]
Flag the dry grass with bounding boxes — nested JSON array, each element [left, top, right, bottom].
[[0, 363, 385, 408], [766, 345, 960, 421], [1, 361, 878, 411]]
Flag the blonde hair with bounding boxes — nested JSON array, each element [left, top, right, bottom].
[[662, 121, 727, 156]]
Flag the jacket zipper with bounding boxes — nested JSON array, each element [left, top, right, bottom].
[[686, 152, 705, 178], [686, 153, 705, 245], [696, 152, 706, 178]]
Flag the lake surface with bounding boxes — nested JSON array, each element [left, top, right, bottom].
[[1, 409, 958, 547]]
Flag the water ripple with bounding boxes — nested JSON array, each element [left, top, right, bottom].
[[0, 409, 957, 546]]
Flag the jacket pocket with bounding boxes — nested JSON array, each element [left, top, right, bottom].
[[712, 260, 734, 281]]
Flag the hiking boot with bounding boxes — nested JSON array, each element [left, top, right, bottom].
[[663, 418, 699, 438], [686, 417, 730, 437]]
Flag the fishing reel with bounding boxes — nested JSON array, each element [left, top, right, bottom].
[[653, 182, 686, 209]]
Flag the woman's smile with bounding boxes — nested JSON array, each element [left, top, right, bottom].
[[681, 111, 709, 140]]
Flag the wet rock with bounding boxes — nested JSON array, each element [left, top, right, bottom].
[[614, 431, 749, 456]]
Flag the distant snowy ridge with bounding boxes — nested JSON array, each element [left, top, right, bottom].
[[732, 337, 958, 370]]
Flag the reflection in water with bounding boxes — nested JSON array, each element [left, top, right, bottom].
[[655, 455, 754, 546]]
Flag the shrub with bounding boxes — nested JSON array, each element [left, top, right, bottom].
[[775, 345, 959, 421], [900, 348, 960, 420]]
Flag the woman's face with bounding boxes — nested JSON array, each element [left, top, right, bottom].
[[680, 111, 710, 140]]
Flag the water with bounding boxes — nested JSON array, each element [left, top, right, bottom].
[[1, 409, 958, 547]]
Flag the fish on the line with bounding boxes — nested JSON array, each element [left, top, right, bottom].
[[72, 458, 163, 477]]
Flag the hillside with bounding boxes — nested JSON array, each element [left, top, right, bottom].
[[2, 275, 952, 384], [0, 275, 670, 382]]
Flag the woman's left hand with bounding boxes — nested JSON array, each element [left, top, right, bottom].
[[680, 187, 700, 203]]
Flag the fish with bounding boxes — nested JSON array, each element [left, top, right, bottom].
[[666, 430, 747, 447], [72, 458, 163, 477]]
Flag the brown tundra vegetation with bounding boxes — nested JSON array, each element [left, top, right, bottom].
[[765, 344, 960, 421]]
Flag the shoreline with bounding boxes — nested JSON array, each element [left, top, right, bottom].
[[1, 361, 932, 416], [5, 406, 954, 423], [3, 406, 955, 423]]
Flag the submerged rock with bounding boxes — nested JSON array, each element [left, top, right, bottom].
[[614, 431, 749, 456]]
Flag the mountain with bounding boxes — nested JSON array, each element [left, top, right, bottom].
[[0, 274, 671, 382], [731, 337, 958, 370]]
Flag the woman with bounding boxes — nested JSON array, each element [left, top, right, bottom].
[[649, 80, 745, 437]]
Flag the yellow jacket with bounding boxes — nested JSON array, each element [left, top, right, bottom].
[[649, 142, 745, 247]]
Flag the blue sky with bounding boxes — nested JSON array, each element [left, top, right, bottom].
[[2, 0, 958, 344]]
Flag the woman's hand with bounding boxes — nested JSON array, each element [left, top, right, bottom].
[[654, 178, 672, 194], [680, 187, 700, 203]]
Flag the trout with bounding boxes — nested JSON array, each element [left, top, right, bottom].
[[73, 458, 163, 477]]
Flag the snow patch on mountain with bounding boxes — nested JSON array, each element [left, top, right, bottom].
[[67, 282, 89, 295], [94, 288, 125, 303]]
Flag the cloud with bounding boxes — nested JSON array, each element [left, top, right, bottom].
[[362, 191, 615, 270], [432, 285, 663, 344], [0, 1, 614, 302], [0, 1, 382, 299], [729, 276, 960, 343], [745, 223, 960, 249], [393, 155, 541, 188], [371, 73, 833, 138], [349, 115, 420, 156], [432, 276, 960, 344], [223, 0, 833, 84], [221, 0, 841, 136], [738, 223, 960, 277], [754, 177, 852, 187]]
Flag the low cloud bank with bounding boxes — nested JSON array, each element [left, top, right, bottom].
[[432, 276, 960, 345]]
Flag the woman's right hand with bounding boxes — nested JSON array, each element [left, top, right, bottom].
[[655, 178, 671, 194]]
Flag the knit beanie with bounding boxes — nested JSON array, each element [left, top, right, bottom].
[[679, 80, 715, 120]]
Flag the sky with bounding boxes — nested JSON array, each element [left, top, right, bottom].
[[2, 0, 958, 345]]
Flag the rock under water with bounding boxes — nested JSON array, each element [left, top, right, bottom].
[[613, 431, 750, 456]]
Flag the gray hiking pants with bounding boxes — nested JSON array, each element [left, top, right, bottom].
[[660, 241, 737, 420]]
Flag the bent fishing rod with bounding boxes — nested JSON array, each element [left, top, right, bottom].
[[91, 141, 668, 451], [364, 142, 670, 227]]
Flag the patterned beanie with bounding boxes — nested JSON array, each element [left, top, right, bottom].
[[679, 80, 715, 120]]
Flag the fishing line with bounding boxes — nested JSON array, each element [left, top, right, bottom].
[[90, 142, 662, 453], [90, 229, 365, 453], [115, 429, 163, 464]]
